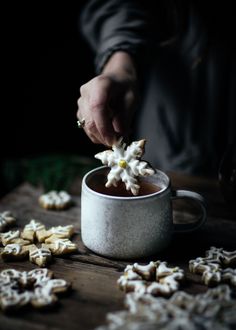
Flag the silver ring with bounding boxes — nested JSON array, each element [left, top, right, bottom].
[[77, 118, 85, 129]]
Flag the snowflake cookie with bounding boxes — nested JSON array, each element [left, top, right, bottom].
[[118, 261, 184, 297], [39, 190, 72, 210], [0, 268, 69, 311], [97, 285, 236, 330], [0, 220, 77, 267], [189, 246, 236, 286], [0, 211, 16, 232], [95, 138, 155, 195]]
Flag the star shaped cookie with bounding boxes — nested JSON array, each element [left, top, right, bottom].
[[189, 246, 236, 286], [0, 220, 77, 267], [0, 268, 69, 311], [95, 138, 155, 195], [118, 261, 184, 297]]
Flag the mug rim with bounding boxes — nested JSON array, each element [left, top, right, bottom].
[[82, 166, 171, 200]]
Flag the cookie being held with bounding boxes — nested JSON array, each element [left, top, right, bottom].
[[95, 138, 155, 195]]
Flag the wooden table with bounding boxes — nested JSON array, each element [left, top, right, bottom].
[[0, 173, 235, 330]]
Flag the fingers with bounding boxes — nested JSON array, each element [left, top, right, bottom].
[[77, 97, 103, 144], [112, 89, 135, 136], [112, 113, 126, 136], [77, 76, 117, 146]]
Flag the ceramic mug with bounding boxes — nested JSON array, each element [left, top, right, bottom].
[[81, 166, 207, 259]]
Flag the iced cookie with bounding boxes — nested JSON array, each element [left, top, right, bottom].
[[21, 219, 46, 242], [1, 243, 30, 260], [45, 237, 78, 255], [39, 190, 72, 210], [123, 285, 235, 330], [0, 211, 16, 232], [189, 246, 236, 286], [118, 261, 184, 297], [0, 268, 69, 311], [1, 220, 77, 267], [28, 244, 52, 267], [97, 285, 236, 330], [0, 230, 30, 246], [95, 138, 155, 195], [37, 225, 75, 243]]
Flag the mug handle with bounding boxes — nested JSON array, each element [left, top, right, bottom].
[[172, 189, 207, 233]]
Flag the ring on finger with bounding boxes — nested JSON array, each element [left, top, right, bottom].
[[77, 118, 85, 129]]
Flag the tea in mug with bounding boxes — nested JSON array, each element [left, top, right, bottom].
[[89, 173, 161, 197]]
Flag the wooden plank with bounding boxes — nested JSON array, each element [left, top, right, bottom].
[[0, 255, 211, 330], [0, 259, 124, 330], [0, 183, 127, 270], [0, 181, 236, 330], [1, 182, 235, 269]]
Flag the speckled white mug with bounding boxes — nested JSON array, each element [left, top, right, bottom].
[[81, 166, 206, 259]]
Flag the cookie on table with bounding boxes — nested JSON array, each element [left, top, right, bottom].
[[0, 211, 16, 232], [21, 219, 46, 242], [36, 225, 75, 243], [44, 237, 78, 255], [0, 268, 70, 311], [39, 191, 72, 210], [0, 220, 77, 267], [95, 138, 155, 196], [189, 246, 236, 286], [28, 244, 52, 267], [0, 230, 30, 246], [1, 230, 20, 245], [98, 285, 236, 330], [118, 261, 184, 297]]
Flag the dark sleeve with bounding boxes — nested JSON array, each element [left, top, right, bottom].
[[80, 0, 150, 73]]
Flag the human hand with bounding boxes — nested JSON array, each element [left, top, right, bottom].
[[77, 52, 137, 146]]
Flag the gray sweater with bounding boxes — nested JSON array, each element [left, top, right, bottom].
[[80, 0, 235, 176]]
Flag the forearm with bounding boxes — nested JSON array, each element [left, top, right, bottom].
[[102, 51, 137, 82], [80, 0, 149, 73]]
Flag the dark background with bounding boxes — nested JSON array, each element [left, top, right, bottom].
[[1, 2, 102, 195], [2, 2, 100, 157]]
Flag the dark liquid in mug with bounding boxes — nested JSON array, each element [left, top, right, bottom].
[[91, 178, 162, 197]]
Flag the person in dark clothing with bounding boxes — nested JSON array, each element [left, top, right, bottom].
[[77, 0, 235, 176]]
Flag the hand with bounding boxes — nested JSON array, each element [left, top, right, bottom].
[[77, 52, 137, 146]]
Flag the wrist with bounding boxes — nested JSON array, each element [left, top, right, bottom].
[[102, 51, 137, 82]]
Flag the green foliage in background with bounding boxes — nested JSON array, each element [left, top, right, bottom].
[[1, 154, 99, 194]]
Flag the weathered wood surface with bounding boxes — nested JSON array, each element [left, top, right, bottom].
[[0, 173, 235, 330]]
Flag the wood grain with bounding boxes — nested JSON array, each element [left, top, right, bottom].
[[0, 176, 235, 330]]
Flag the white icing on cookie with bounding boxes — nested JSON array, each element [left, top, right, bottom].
[[0, 211, 16, 232], [3, 244, 21, 255], [189, 246, 236, 286], [1, 221, 77, 267], [29, 247, 52, 266], [25, 220, 45, 232], [133, 261, 157, 280], [46, 238, 77, 255], [0, 230, 20, 245], [118, 261, 184, 297], [95, 138, 155, 195], [54, 238, 76, 250], [0, 268, 69, 310], [39, 191, 72, 209], [100, 285, 236, 330], [49, 225, 74, 237]]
